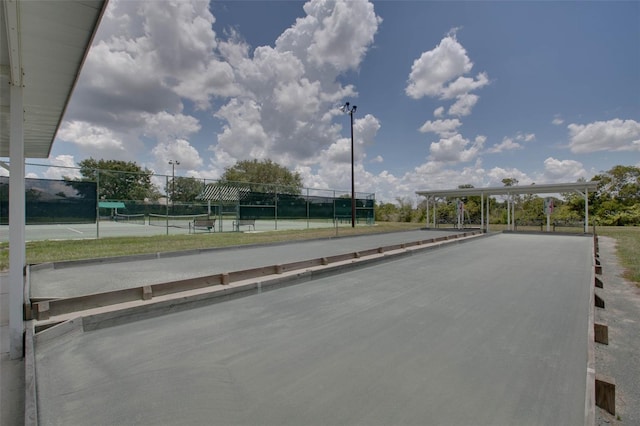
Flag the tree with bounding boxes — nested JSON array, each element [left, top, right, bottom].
[[375, 201, 398, 222], [76, 158, 159, 201], [166, 177, 205, 202], [220, 159, 303, 194], [592, 165, 640, 206], [395, 197, 414, 222], [457, 184, 481, 224]]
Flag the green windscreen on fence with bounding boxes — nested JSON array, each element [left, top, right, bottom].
[[238, 190, 375, 222], [0, 177, 97, 225], [1, 176, 375, 227]]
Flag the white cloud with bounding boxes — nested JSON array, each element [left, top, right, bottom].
[[488, 137, 521, 154], [487, 132, 535, 153], [142, 112, 201, 142], [448, 93, 479, 117], [407, 28, 490, 170], [541, 157, 586, 182], [370, 155, 384, 163], [277, 0, 382, 73], [552, 115, 564, 126], [568, 119, 640, 153], [429, 133, 483, 164], [207, 0, 382, 167], [486, 167, 532, 186], [54, 0, 388, 195], [518, 132, 535, 142], [57, 121, 125, 152], [418, 119, 462, 137], [43, 155, 81, 180], [152, 139, 204, 171], [405, 29, 489, 120], [440, 72, 489, 100], [320, 114, 380, 165], [406, 31, 473, 99]]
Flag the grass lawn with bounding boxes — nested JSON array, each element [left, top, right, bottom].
[[597, 226, 640, 285], [0, 222, 424, 271]]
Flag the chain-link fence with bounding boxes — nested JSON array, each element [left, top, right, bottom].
[[0, 163, 375, 239]]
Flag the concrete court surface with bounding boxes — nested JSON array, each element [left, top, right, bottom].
[[30, 229, 462, 299], [35, 233, 593, 425]]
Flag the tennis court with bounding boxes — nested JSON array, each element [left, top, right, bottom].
[[0, 217, 359, 242]]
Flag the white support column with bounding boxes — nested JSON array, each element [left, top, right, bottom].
[[486, 195, 490, 233], [480, 192, 484, 232], [506, 196, 510, 231], [433, 197, 437, 228], [9, 83, 25, 359], [585, 188, 589, 233], [575, 190, 588, 233], [425, 196, 430, 228]]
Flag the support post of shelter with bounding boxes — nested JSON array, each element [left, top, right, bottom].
[[585, 187, 589, 233], [425, 196, 429, 228], [9, 83, 26, 359], [480, 192, 484, 232], [433, 198, 436, 228], [486, 195, 490, 233]]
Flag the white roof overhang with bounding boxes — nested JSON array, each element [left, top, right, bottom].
[[416, 182, 600, 199], [0, 0, 108, 158]]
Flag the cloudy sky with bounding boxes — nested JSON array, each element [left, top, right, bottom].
[[11, 0, 640, 202]]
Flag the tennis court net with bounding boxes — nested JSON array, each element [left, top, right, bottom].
[[148, 213, 209, 229], [114, 213, 146, 225]]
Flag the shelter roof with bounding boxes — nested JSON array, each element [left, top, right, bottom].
[[1, 0, 108, 158], [416, 182, 599, 198], [197, 183, 250, 202], [98, 201, 125, 209]]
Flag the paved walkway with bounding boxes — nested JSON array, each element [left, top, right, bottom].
[[1, 272, 25, 426], [33, 233, 593, 425]]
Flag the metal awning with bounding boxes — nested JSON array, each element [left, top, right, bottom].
[[99, 201, 125, 209], [0, 0, 108, 158], [197, 183, 250, 202], [416, 181, 600, 234], [416, 182, 599, 198]]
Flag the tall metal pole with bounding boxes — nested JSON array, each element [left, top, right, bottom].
[[169, 160, 179, 214], [350, 108, 355, 228], [341, 102, 357, 228]]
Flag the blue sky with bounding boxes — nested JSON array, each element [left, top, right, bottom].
[[7, 0, 639, 202]]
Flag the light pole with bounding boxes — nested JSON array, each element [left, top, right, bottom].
[[341, 102, 357, 228], [169, 160, 180, 214]]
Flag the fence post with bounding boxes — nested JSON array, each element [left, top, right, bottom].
[[165, 175, 169, 236], [96, 169, 100, 239], [307, 188, 310, 229], [275, 186, 278, 230]]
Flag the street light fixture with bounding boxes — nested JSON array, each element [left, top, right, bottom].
[[340, 102, 357, 228], [168, 160, 180, 213]]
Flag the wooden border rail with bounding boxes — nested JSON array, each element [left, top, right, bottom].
[[590, 234, 616, 417], [30, 232, 481, 321]]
